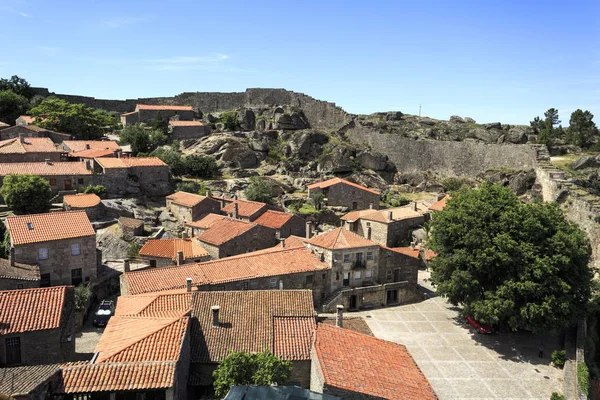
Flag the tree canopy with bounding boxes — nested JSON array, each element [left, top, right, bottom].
[[212, 351, 292, 398], [0, 90, 29, 125], [150, 144, 218, 179], [29, 97, 120, 139], [429, 182, 593, 333], [531, 108, 598, 148], [568, 109, 598, 148], [119, 124, 168, 156], [244, 176, 275, 204], [0, 75, 33, 99], [0, 174, 52, 214]]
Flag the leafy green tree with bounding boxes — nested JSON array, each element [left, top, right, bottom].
[[176, 181, 207, 195], [220, 111, 239, 131], [567, 109, 598, 148], [244, 176, 274, 204], [212, 351, 292, 398], [127, 242, 140, 259], [74, 284, 91, 310], [0, 230, 10, 259], [0, 90, 29, 124], [82, 185, 107, 197], [0, 75, 33, 99], [183, 155, 219, 179], [151, 146, 186, 176], [120, 125, 168, 156], [29, 97, 120, 139], [0, 174, 52, 214], [531, 108, 562, 145], [151, 112, 169, 135], [429, 182, 592, 333], [310, 192, 325, 210]]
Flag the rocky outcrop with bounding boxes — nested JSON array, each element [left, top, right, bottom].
[[572, 155, 600, 170]]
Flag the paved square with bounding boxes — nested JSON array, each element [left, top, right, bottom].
[[360, 296, 564, 399]]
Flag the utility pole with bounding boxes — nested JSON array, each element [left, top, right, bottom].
[[419, 104, 421, 117]]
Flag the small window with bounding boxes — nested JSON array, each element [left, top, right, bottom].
[[386, 270, 393, 280], [270, 278, 278, 288], [354, 271, 361, 279], [365, 270, 373, 278], [241, 281, 249, 290], [5, 337, 21, 366], [71, 243, 81, 256], [343, 254, 351, 263], [49, 179, 56, 186], [367, 252, 374, 261], [40, 273, 51, 287], [38, 247, 49, 260], [305, 275, 313, 285], [77, 178, 84, 184], [27, 222, 33, 230], [322, 273, 326, 279], [335, 272, 340, 281], [366, 222, 371, 227], [71, 268, 82, 286]]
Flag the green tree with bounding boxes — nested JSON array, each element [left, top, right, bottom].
[[220, 111, 239, 131], [244, 176, 274, 204], [429, 182, 592, 333], [151, 112, 169, 135], [212, 351, 292, 398], [29, 97, 120, 139], [183, 155, 219, 179], [82, 185, 107, 197], [0, 174, 52, 214], [531, 109, 562, 145], [0, 75, 33, 99], [127, 242, 140, 259], [151, 145, 186, 176], [567, 109, 598, 148], [119, 125, 152, 156], [0, 90, 29, 125]]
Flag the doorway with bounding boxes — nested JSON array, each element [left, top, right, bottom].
[[352, 201, 358, 210], [64, 179, 72, 190], [393, 269, 400, 282], [386, 289, 398, 304], [343, 272, 350, 287], [349, 295, 358, 310]]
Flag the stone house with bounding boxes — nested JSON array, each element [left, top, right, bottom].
[[429, 194, 450, 211], [0, 161, 94, 195], [63, 193, 104, 221], [6, 211, 98, 287], [138, 237, 211, 268], [0, 136, 65, 163], [253, 209, 306, 239], [0, 286, 75, 366], [169, 120, 210, 140], [341, 201, 429, 247], [0, 257, 40, 291], [0, 121, 8, 130], [166, 191, 222, 223], [61, 140, 121, 160], [95, 156, 170, 197], [120, 245, 331, 303], [118, 216, 144, 238], [16, 115, 35, 126], [185, 213, 226, 237], [0, 125, 72, 143], [311, 324, 437, 400], [221, 199, 269, 222], [120, 104, 195, 125], [307, 177, 380, 211], [0, 364, 63, 400]]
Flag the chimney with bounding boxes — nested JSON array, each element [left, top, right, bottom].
[[306, 221, 312, 239], [113, 150, 119, 158], [410, 241, 416, 250], [232, 202, 239, 219], [369, 203, 373, 209], [336, 305, 344, 328], [9, 247, 15, 267], [211, 305, 220, 327], [18, 133, 25, 144], [413, 201, 418, 212], [85, 159, 93, 170], [45, 159, 52, 165], [176, 250, 184, 266], [182, 231, 188, 239], [367, 226, 372, 240], [85, 144, 91, 149], [206, 189, 212, 198], [123, 259, 130, 272], [388, 211, 393, 221], [186, 277, 192, 292], [280, 238, 286, 248], [275, 230, 281, 240]]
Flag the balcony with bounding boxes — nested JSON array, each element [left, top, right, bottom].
[[352, 260, 367, 270]]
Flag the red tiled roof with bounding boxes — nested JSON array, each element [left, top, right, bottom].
[[307, 177, 380, 195], [0, 161, 92, 176], [278, 235, 307, 249], [115, 293, 192, 318], [186, 213, 226, 230], [118, 216, 144, 229], [139, 238, 209, 261], [63, 193, 101, 208], [0, 137, 62, 154], [190, 290, 316, 362], [136, 104, 193, 111], [388, 247, 420, 259], [169, 120, 204, 126], [341, 203, 428, 224], [196, 218, 256, 246], [0, 286, 70, 334], [96, 157, 167, 169], [314, 324, 438, 400], [63, 140, 120, 153], [7, 211, 95, 245], [69, 148, 116, 158], [424, 249, 437, 261], [17, 115, 35, 124], [123, 246, 329, 295], [305, 228, 377, 250], [60, 361, 176, 393], [167, 191, 212, 208], [429, 195, 450, 211], [0, 258, 40, 281], [253, 210, 295, 229], [0, 364, 62, 396], [222, 199, 268, 219]]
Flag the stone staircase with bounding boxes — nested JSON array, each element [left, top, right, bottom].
[[319, 289, 344, 313]]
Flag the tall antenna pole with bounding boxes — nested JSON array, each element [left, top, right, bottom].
[[419, 104, 422, 117]]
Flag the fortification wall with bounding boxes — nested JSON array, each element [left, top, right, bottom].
[[346, 126, 537, 177]]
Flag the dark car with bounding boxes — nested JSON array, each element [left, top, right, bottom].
[[466, 315, 493, 334], [93, 300, 114, 327]]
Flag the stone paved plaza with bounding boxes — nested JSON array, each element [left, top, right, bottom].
[[360, 295, 564, 399]]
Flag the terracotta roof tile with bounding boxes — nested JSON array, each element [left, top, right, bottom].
[[273, 316, 316, 360], [0, 161, 92, 176], [115, 293, 192, 318], [0, 258, 40, 281], [277, 235, 307, 249], [429, 195, 450, 211], [0, 364, 61, 396], [388, 246, 420, 259], [222, 199, 268, 219], [341, 203, 428, 224], [123, 246, 329, 295], [60, 361, 176, 393], [305, 228, 377, 250], [186, 213, 226, 229], [63, 140, 120, 152], [0, 286, 70, 334], [139, 238, 209, 261], [0, 137, 62, 154], [136, 104, 193, 111], [166, 191, 212, 208], [169, 120, 204, 126], [63, 193, 101, 208], [7, 211, 95, 245], [96, 157, 167, 169], [69, 148, 116, 158], [424, 249, 437, 261], [196, 218, 256, 246], [307, 177, 380, 195], [17, 115, 35, 124], [253, 210, 295, 229], [315, 324, 438, 400], [118, 216, 144, 229]]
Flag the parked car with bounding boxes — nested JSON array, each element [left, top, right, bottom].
[[93, 300, 114, 327], [466, 315, 493, 334]]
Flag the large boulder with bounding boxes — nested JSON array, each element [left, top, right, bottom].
[[273, 111, 310, 130], [348, 170, 388, 192], [220, 147, 259, 169], [96, 226, 131, 262], [239, 109, 256, 131], [572, 155, 600, 170], [288, 131, 329, 159], [503, 127, 528, 144], [449, 115, 465, 124], [357, 151, 388, 171], [508, 170, 537, 195], [317, 150, 354, 174]]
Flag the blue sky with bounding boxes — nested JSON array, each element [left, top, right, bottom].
[[1, 0, 599, 125]]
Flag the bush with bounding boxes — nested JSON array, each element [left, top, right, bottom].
[[551, 350, 566, 368], [176, 181, 207, 196], [82, 185, 107, 197], [550, 393, 565, 400], [183, 155, 219, 179], [0, 174, 52, 214], [578, 362, 590, 397], [441, 177, 466, 192], [244, 176, 274, 205], [127, 242, 140, 259], [220, 111, 239, 131], [74, 284, 91, 312]]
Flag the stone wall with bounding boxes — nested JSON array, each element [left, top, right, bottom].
[[169, 125, 210, 141], [198, 225, 277, 259], [0, 152, 62, 163], [289, 360, 311, 388], [0, 277, 39, 291], [379, 247, 420, 285], [326, 281, 421, 312], [346, 127, 538, 177], [309, 183, 380, 211], [167, 198, 221, 223]]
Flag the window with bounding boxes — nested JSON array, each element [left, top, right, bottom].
[[270, 278, 278, 288], [38, 247, 49, 260], [71, 243, 81, 256], [386, 270, 393, 280], [336, 272, 340, 281], [305, 275, 313, 285], [40, 273, 51, 287], [49, 179, 56, 186], [71, 268, 83, 286], [241, 281, 249, 290], [343, 272, 350, 286], [367, 252, 374, 261], [343, 254, 351, 263], [365, 270, 373, 278], [149, 260, 157, 268], [354, 271, 362, 279], [322, 273, 326, 279], [5, 337, 21, 365], [27, 222, 34, 230], [78, 178, 84, 184]]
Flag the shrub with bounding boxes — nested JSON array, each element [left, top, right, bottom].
[[0, 174, 51, 214], [183, 155, 219, 179], [551, 350, 566, 368], [220, 111, 239, 131], [82, 185, 107, 197], [310, 192, 325, 210], [176, 181, 207, 196], [550, 393, 565, 400], [244, 176, 274, 205], [578, 362, 590, 396], [127, 242, 140, 259], [441, 177, 465, 192], [74, 284, 91, 312]]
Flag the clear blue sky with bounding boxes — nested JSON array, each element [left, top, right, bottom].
[[1, 0, 599, 125]]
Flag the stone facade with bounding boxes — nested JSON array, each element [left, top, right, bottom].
[[0, 151, 62, 163], [96, 162, 171, 197], [198, 225, 277, 259], [63, 204, 104, 222], [138, 109, 194, 124], [0, 126, 72, 143], [308, 182, 380, 211], [166, 197, 221, 223], [0, 277, 39, 291], [352, 215, 426, 247], [378, 247, 420, 284], [13, 236, 97, 286], [169, 123, 211, 141]]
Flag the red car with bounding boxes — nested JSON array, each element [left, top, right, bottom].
[[466, 316, 493, 334]]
